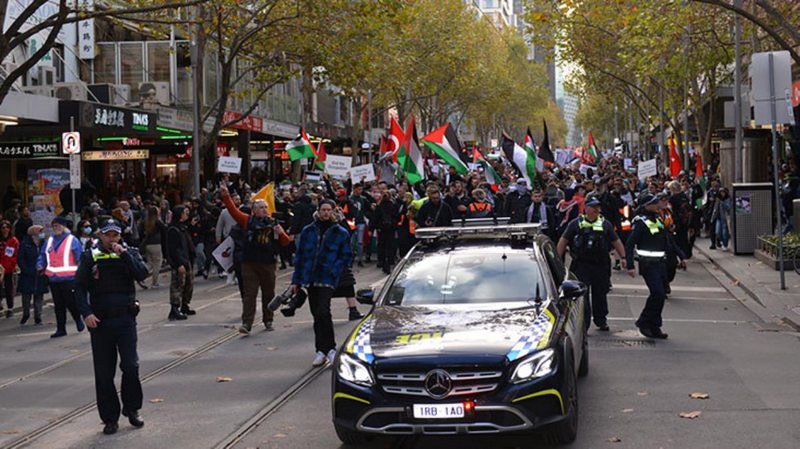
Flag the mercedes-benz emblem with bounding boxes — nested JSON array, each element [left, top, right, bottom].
[[424, 369, 452, 399]]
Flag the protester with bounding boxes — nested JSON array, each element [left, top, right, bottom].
[[166, 206, 194, 320], [0, 220, 20, 317]]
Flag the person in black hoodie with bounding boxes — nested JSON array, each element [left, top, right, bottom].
[[372, 191, 398, 274], [166, 206, 195, 320]]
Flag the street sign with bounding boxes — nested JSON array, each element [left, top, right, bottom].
[[62, 132, 81, 154], [750, 51, 795, 126], [69, 154, 81, 189]]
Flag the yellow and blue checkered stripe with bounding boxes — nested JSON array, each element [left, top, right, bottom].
[[506, 309, 555, 362], [346, 316, 375, 363]]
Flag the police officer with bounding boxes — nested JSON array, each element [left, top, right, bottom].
[[74, 219, 149, 435], [557, 194, 627, 331], [625, 194, 687, 339]]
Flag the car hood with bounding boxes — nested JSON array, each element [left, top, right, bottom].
[[346, 303, 556, 362]]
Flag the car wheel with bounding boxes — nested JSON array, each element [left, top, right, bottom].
[[334, 423, 372, 446], [548, 360, 579, 445], [578, 335, 589, 378]]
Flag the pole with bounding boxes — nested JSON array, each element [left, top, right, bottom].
[[733, 0, 743, 183], [768, 53, 785, 290], [367, 89, 373, 164], [614, 103, 619, 145], [70, 116, 76, 230], [659, 85, 665, 156], [190, 6, 201, 197]]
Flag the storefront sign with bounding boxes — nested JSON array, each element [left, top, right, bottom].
[[0, 142, 61, 158], [157, 107, 194, 131], [77, 1, 95, 59], [222, 111, 264, 132], [82, 149, 150, 161], [262, 119, 300, 138], [59, 101, 157, 133]]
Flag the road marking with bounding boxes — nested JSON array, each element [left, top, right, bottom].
[[611, 283, 727, 293], [607, 317, 747, 324], [609, 294, 735, 302]]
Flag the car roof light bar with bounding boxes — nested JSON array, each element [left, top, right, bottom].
[[415, 221, 541, 242]]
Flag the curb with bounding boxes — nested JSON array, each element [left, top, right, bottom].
[[694, 245, 800, 332]]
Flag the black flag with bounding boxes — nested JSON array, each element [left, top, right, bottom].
[[539, 119, 555, 164]]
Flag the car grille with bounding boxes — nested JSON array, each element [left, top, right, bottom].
[[377, 370, 503, 398]]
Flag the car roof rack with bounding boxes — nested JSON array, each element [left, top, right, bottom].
[[415, 218, 541, 243]]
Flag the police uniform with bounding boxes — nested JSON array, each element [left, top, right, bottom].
[[74, 220, 149, 434], [561, 196, 620, 331], [624, 195, 686, 339]]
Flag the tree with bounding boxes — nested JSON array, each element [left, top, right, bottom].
[[0, 0, 203, 105]]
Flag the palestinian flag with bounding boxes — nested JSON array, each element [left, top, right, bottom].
[[586, 131, 600, 164], [314, 140, 326, 170], [525, 127, 544, 172], [669, 134, 682, 177], [287, 127, 316, 161], [696, 153, 706, 193], [388, 117, 405, 163], [421, 123, 469, 175], [399, 118, 425, 185], [501, 132, 536, 187], [539, 119, 555, 164], [473, 149, 500, 191]]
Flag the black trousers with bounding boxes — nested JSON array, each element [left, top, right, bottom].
[[1, 275, 15, 309], [572, 262, 611, 328], [50, 281, 82, 332], [308, 286, 335, 353], [90, 315, 142, 425], [377, 228, 394, 271], [637, 262, 668, 330]]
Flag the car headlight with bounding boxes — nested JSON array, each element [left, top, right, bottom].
[[510, 348, 556, 383], [337, 353, 374, 386]]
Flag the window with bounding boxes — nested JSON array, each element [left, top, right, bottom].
[[542, 241, 565, 285], [384, 250, 545, 305], [120, 42, 144, 99], [146, 42, 170, 83], [176, 41, 192, 106], [94, 43, 117, 84]]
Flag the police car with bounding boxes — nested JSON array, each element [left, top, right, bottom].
[[331, 220, 588, 445]]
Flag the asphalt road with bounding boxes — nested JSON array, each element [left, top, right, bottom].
[[0, 258, 798, 449]]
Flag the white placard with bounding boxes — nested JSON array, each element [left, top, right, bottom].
[[579, 164, 594, 176], [217, 156, 242, 174], [211, 236, 235, 272], [637, 158, 657, 181], [467, 163, 478, 171], [62, 131, 80, 154], [624, 158, 633, 170], [69, 154, 81, 189], [325, 155, 352, 178], [78, 0, 95, 59], [350, 164, 376, 184]]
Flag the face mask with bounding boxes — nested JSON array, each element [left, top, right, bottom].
[[38, 232, 46, 240], [84, 227, 93, 235]]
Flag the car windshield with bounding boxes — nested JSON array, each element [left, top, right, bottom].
[[383, 250, 545, 305]]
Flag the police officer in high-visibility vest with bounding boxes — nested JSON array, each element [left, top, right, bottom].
[[74, 219, 149, 435], [557, 194, 627, 332], [625, 194, 687, 339]]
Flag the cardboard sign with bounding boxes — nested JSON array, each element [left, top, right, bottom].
[[212, 236, 235, 272], [350, 164, 375, 184], [217, 156, 242, 174], [325, 155, 352, 178], [637, 158, 657, 181]]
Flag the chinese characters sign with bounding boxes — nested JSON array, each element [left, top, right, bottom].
[[78, 0, 95, 59], [0, 142, 61, 159]]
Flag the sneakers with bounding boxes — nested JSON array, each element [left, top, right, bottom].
[[638, 327, 669, 339], [238, 324, 252, 335], [327, 349, 337, 363], [263, 320, 274, 332], [595, 322, 610, 332], [721, 246, 729, 252], [312, 351, 327, 367], [348, 308, 364, 321]]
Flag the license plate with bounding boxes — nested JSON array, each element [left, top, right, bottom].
[[412, 403, 465, 419]]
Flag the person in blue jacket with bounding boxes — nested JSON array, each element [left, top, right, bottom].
[[18, 224, 49, 325]]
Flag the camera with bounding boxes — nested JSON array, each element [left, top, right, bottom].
[[267, 287, 307, 317]]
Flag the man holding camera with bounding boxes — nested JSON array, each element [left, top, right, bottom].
[[74, 219, 149, 435], [291, 199, 352, 366], [220, 185, 290, 335]]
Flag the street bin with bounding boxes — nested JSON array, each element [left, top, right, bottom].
[[731, 183, 774, 255]]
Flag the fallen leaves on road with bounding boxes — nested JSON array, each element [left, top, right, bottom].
[[274, 433, 287, 438], [1, 430, 20, 435], [607, 436, 622, 443], [621, 408, 634, 413], [679, 411, 702, 419], [689, 392, 709, 400], [216, 376, 233, 383], [266, 347, 277, 351], [637, 391, 649, 396], [149, 398, 165, 403]]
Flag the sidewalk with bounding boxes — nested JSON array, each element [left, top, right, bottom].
[[693, 237, 800, 331]]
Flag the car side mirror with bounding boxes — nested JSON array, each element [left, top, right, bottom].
[[356, 288, 375, 305], [559, 280, 587, 300]]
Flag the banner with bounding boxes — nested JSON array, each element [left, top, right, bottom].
[[212, 236, 235, 272], [324, 155, 352, 178], [350, 164, 376, 184]]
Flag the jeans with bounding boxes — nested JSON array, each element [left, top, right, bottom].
[[90, 315, 142, 425], [308, 286, 335, 353], [715, 219, 730, 248], [351, 224, 365, 262]]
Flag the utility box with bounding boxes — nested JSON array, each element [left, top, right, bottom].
[[794, 199, 800, 232], [731, 183, 774, 254]]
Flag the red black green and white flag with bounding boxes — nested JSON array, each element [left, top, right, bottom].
[[313, 140, 326, 170], [287, 127, 316, 161], [501, 132, 536, 186], [525, 127, 544, 172], [399, 118, 425, 185], [473, 149, 500, 191], [585, 131, 599, 164], [421, 123, 469, 175]]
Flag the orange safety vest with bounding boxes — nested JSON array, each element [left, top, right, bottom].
[[397, 213, 417, 235], [619, 205, 632, 232], [660, 209, 674, 228], [341, 203, 356, 231], [44, 234, 78, 280], [469, 202, 492, 213]]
